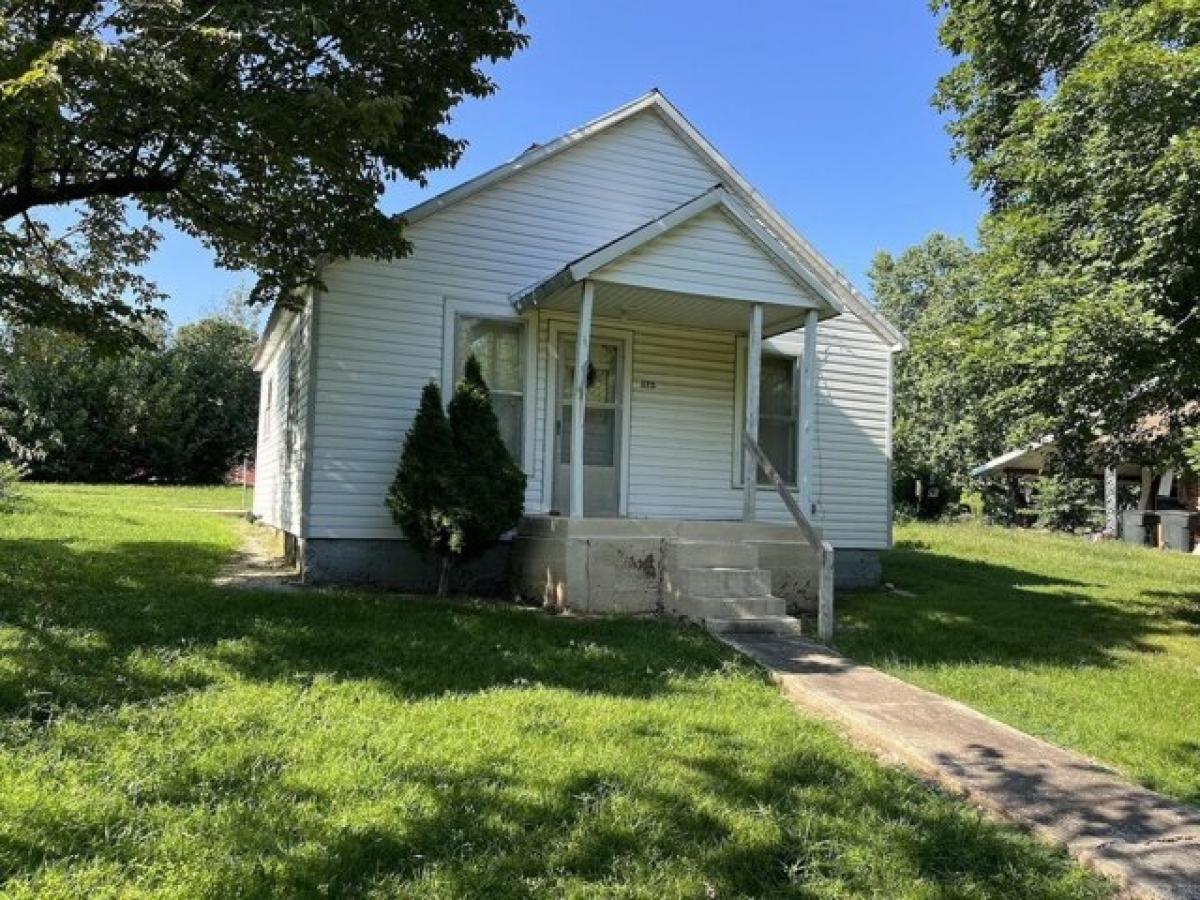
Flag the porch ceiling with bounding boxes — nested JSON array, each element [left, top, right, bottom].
[[527, 280, 815, 336]]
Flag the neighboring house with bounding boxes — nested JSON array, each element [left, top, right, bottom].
[[974, 426, 1200, 551], [251, 91, 903, 626]]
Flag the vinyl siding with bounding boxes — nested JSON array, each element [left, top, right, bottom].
[[252, 301, 311, 533], [593, 206, 822, 307], [305, 110, 721, 539], [298, 107, 893, 549]]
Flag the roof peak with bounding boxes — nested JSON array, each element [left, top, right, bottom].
[[400, 90, 906, 351]]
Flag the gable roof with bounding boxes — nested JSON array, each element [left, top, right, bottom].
[[404, 90, 906, 351], [510, 186, 843, 321]]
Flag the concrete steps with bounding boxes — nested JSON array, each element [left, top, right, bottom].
[[677, 566, 772, 599], [665, 538, 799, 636], [705, 615, 804, 636]]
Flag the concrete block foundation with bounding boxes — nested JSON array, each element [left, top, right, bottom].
[[300, 536, 511, 595], [260, 519, 881, 608]]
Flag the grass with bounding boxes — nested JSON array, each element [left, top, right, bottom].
[[0, 485, 1110, 898], [838, 521, 1200, 807]]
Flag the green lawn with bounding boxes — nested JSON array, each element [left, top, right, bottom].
[[838, 521, 1200, 807], [0, 485, 1109, 898]]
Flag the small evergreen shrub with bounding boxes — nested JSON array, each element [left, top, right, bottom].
[[447, 355, 527, 559], [386, 383, 463, 595], [387, 357, 526, 596]]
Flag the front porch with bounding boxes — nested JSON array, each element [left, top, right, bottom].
[[504, 187, 842, 635]]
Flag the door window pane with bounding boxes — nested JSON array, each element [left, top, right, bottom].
[[560, 343, 619, 403], [454, 317, 525, 460], [559, 407, 617, 466], [759, 418, 797, 484]]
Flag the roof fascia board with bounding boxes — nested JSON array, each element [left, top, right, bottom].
[[970, 435, 1056, 477], [251, 304, 296, 371]]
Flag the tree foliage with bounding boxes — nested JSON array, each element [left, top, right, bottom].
[[387, 358, 525, 596], [0, 314, 258, 482], [934, 0, 1200, 466], [1032, 473, 1099, 532], [870, 235, 1001, 497], [1, 1, 527, 348], [143, 319, 261, 483]]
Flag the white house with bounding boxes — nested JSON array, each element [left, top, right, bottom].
[[252, 91, 904, 631]]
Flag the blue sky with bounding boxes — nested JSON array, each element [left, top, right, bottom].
[[147, 0, 985, 326]]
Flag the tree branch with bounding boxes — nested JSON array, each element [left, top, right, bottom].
[[0, 170, 188, 222]]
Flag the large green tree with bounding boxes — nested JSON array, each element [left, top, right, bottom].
[[143, 318, 260, 483], [870, 235, 1002, 503], [0, 313, 259, 482], [935, 0, 1200, 465], [1, 1, 527, 348]]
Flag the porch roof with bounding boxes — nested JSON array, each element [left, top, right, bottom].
[[972, 436, 1144, 479], [509, 188, 843, 336]]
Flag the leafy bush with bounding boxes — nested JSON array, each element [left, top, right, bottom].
[[1032, 475, 1098, 533], [0, 316, 258, 483], [0, 461, 27, 512]]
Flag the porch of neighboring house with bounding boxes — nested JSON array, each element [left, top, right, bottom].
[[974, 440, 1200, 552], [501, 189, 840, 636]]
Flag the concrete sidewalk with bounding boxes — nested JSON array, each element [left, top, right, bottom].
[[722, 633, 1200, 899]]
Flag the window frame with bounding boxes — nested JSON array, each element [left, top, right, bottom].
[[441, 297, 537, 475], [732, 337, 801, 489]]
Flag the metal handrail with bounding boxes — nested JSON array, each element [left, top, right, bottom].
[[742, 431, 835, 640]]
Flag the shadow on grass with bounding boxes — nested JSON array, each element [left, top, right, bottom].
[[835, 542, 1186, 670], [0, 531, 1109, 897], [0, 538, 731, 718], [1, 718, 1100, 897]]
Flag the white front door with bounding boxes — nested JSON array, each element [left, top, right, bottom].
[[553, 336, 625, 517]]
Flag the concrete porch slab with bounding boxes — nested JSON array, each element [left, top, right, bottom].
[[512, 515, 823, 615], [722, 633, 1200, 900]]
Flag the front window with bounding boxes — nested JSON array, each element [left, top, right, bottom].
[[756, 354, 798, 485], [454, 316, 525, 461]]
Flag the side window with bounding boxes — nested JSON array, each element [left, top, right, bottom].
[[284, 327, 305, 461], [454, 316, 526, 461], [756, 355, 799, 485]]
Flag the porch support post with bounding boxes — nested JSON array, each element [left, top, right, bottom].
[[570, 280, 595, 518], [1103, 466, 1118, 537], [798, 309, 819, 516], [1138, 466, 1153, 511], [743, 302, 763, 522]]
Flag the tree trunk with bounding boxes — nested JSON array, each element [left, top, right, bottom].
[[436, 556, 451, 597]]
